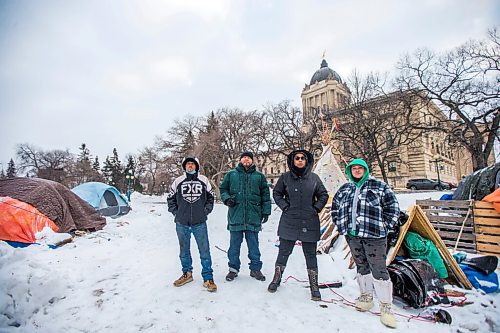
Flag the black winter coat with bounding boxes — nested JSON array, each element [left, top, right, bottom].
[[273, 150, 329, 242], [167, 172, 214, 225]]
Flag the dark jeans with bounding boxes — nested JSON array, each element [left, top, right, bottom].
[[275, 238, 318, 269], [346, 235, 389, 280], [228, 230, 262, 272], [176, 222, 213, 281]]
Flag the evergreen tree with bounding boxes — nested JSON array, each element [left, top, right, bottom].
[[75, 143, 93, 184], [178, 130, 196, 159], [102, 156, 113, 184], [109, 148, 124, 191], [78, 143, 91, 162], [6, 159, 16, 178], [125, 155, 136, 174], [92, 156, 100, 172], [124, 155, 137, 192], [0, 167, 5, 179]]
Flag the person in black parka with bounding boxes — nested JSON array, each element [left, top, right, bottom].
[[268, 149, 329, 301]]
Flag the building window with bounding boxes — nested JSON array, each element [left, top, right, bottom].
[[386, 133, 394, 148]]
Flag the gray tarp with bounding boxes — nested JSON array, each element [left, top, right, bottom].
[[453, 162, 500, 200]]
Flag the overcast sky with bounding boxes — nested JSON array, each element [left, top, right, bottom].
[[0, 0, 498, 170]]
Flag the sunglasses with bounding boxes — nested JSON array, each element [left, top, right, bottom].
[[294, 156, 306, 161]]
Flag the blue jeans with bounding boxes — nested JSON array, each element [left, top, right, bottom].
[[228, 230, 262, 272], [176, 222, 213, 281]]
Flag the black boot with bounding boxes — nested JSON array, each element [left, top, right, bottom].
[[307, 269, 321, 301], [268, 265, 285, 293]]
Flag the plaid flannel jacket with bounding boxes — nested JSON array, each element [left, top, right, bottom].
[[332, 176, 400, 238]]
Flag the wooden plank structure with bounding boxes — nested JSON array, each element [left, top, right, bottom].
[[387, 205, 473, 289], [473, 201, 500, 256], [416, 199, 500, 256], [416, 200, 475, 253]]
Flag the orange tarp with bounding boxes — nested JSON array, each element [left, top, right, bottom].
[[0, 196, 59, 243], [483, 188, 500, 213]]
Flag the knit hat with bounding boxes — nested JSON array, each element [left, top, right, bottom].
[[240, 151, 254, 160]]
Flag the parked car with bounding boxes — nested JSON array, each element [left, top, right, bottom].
[[406, 178, 450, 190], [431, 179, 455, 190]]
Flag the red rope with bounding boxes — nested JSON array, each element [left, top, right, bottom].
[[284, 274, 439, 323]]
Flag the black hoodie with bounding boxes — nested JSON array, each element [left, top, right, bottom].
[[167, 157, 214, 225]]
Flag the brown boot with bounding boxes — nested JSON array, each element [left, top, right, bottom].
[[307, 269, 321, 301], [268, 265, 285, 293], [203, 279, 217, 292], [173, 272, 193, 287]]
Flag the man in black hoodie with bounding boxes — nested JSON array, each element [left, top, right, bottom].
[[167, 157, 217, 292]]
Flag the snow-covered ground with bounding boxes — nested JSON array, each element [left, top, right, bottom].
[[1, 191, 499, 333]]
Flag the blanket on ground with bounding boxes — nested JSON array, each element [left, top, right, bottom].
[[0, 178, 106, 233]]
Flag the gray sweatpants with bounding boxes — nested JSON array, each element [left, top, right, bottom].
[[346, 235, 389, 280]]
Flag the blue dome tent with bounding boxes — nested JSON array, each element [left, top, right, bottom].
[[72, 182, 131, 217]]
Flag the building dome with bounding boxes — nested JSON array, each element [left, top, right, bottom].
[[309, 59, 342, 85]]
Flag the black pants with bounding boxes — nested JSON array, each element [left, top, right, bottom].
[[275, 238, 318, 269], [346, 235, 389, 280]]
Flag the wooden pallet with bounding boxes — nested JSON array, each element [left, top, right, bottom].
[[473, 201, 500, 256], [416, 200, 475, 253]]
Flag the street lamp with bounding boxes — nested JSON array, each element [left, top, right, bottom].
[[125, 170, 135, 202], [430, 156, 444, 190]]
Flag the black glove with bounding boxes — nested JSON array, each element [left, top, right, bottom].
[[261, 215, 269, 224], [314, 206, 322, 213], [224, 198, 236, 207]]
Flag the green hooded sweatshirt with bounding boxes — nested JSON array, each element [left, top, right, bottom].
[[346, 158, 370, 187]]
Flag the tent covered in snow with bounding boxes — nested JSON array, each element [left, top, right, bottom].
[[0, 178, 106, 233], [72, 182, 131, 217], [0, 196, 59, 244]]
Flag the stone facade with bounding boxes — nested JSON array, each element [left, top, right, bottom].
[[263, 59, 488, 189]]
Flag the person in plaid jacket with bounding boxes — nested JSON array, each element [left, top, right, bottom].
[[331, 158, 400, 328]]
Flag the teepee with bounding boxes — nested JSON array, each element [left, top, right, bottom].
[[313, 144, 347, 253]]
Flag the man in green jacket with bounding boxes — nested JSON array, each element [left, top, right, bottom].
[[219, 151, 272, 282]]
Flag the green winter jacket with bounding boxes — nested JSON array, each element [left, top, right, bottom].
[[219, 163, 272, 232]]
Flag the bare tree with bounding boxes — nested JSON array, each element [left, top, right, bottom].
[[396, 29, 500, 170], [37, 149, 73, 185], [332, 71, 423, 183], [16, 143, 73, 184], [16, 143, 43, 176], [74, 143, 99, 185], [263, 100, 321, 160], [195, 107, 264, 198]]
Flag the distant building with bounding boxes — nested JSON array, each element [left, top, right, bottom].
[[262, 58, 493, 189]]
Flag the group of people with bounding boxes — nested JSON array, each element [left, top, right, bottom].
[[167, 149, 400, 328]]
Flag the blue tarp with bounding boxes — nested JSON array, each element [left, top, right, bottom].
[[460, 264, 499, 293]]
